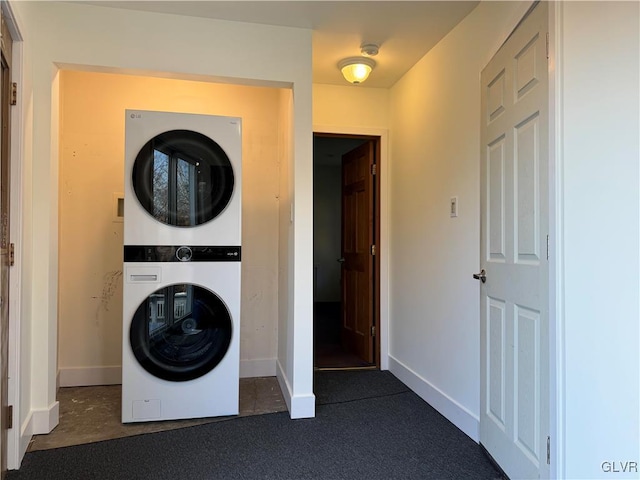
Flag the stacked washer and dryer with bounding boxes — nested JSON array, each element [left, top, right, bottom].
[[122, 110, 242, 423]]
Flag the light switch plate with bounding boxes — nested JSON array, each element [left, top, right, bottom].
[[450, 196, 458, 217]]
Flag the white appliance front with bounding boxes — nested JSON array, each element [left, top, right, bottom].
[[122, 260, 240, 423], [124, 110, 241, 246]]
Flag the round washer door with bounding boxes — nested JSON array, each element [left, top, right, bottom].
[[130, 283, 233, 382], [131, 130, 235, 227]]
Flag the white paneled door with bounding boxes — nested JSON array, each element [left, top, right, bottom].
[[479, 2, 549, 479]]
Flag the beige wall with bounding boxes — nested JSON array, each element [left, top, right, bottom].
[[313, 84, 389, 130], [58, 70, 283, 384]]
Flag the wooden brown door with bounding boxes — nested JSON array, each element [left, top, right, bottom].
[[340, 141, 375, 364], [0, 13, 12, 480]]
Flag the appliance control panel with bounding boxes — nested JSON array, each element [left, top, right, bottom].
[[124, 245, 241, 262]]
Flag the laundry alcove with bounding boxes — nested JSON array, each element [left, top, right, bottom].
[[57, 70, 287, 391]]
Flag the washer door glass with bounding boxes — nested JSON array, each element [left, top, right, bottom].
[[130, 284, 233, 382], [132, 130, 235, 227]]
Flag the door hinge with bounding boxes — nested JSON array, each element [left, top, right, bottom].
[[546, 234, 549, 261], [371, 164, 377, 175], [6, 405, 12, 429], [546, 436, 550, 464], [371, 325, 376, 337], [10, 83, 16, 106], [546, 32, 549, 60], [9, 242, 14, 266], [370, 244, 376, 256]]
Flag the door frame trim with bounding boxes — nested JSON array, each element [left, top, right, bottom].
[[1, 0, 24, 470], [548, 3, 562, 478], [313, 125, 389, 370]]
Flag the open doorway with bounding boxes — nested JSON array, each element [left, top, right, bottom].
[[313, 133, 381, 370]]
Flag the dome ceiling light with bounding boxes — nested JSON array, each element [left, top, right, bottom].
[[338, 43, 379, 85]]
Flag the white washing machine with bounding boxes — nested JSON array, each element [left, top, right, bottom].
[[122, 110, 242, 423], [124, 110, 241, 246], [122, 248, 240, 423]]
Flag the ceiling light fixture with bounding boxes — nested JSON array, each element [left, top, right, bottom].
[[338, 44, 379, 85], [338, 57, 376, 84]]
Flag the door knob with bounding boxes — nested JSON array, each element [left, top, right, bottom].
[[337, 257, 345, 263], [473, 269, 487, 283]]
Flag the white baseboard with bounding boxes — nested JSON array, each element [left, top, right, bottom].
[[59, 366, 122, 387], [389, 355, 479, 442], [276, 359, 315, 419], [289, 392, 315, 419], [59, 360, 277, 387], [31, 401, 60, 435], [240, 358, 276, 378], [276, 359, 293, 412]]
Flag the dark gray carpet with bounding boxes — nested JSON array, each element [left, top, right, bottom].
[[8, 371, 500, 480], [314, 370, 410, 404]]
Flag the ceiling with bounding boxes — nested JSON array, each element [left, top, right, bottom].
[[83, 1, 479, 88]]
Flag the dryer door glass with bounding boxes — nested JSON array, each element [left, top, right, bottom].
[[132, 130, 235, 227], [130, 283, 233, 381]]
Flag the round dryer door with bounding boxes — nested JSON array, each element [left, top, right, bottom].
[[131, 130, 235, 227], [130, 283, 233, 382]]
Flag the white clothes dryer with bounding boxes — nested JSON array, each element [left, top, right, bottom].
[[122, 246, 240, 423], [124, 110, 241, 246]]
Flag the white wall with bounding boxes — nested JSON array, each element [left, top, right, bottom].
[[558, 2, 640, 478], [387, 1, 531, 441], [9, 0, 314, 466], [57, 71, 284, 386]]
